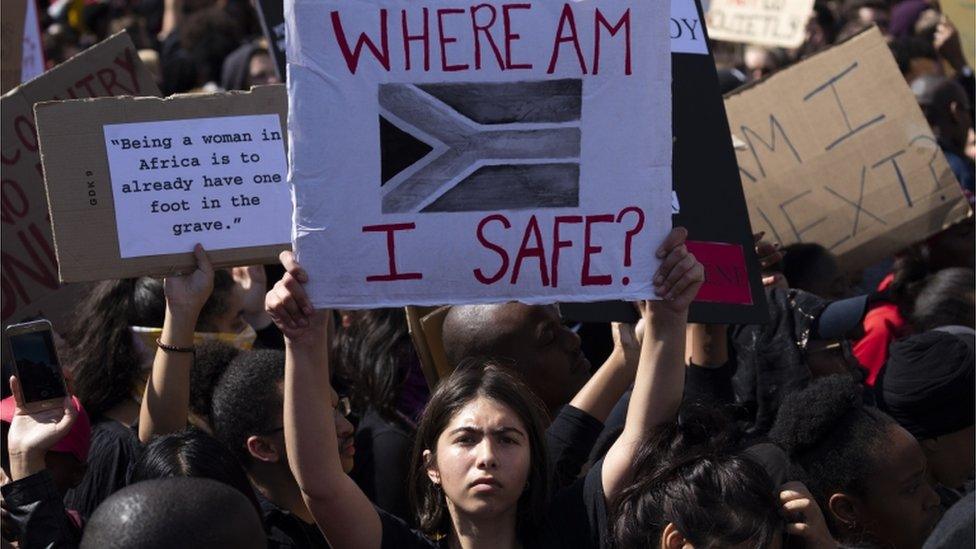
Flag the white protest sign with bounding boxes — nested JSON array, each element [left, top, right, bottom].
[[21, 0, 44, 82], [672, 0, 709, 55], [706, 0, 814, 48], [288, 0, 672, 308], [102, 114, 291, 258]]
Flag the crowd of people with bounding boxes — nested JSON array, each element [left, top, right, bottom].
[[2, 0, 975, 548]]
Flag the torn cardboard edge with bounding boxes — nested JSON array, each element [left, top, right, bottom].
[[36, 84, 291, 283]]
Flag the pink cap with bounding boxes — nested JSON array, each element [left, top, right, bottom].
[[1, 395, 91, 463]]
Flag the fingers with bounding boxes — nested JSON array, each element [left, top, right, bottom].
[[785, 523, 810, 536], [654, 242, 688, 289], [661, 251, 697, 293], [192, 243, 213, 275], [9, 377, 22, 409], [667, 261, 704, 304], [279, 250, 308, 283], [655, 227, 688, 259]]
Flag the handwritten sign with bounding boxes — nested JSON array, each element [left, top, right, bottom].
[[288, 0, 672, 308], [725, 28, 971, 272], [706, 0, 814, 48], [35, 85, 291, 282], [1, 32, 159, 326]]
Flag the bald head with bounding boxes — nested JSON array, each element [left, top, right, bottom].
[[81, 477, 265, 549], [441, 302, 590, 414]]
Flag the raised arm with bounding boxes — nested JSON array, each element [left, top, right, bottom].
[[266, 252, 382, 549], [568, 320, 641, 423], [602, 227, 704, 499], [139, 244, 213, 444]]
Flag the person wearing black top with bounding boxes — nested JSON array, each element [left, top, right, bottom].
[[265, 227, 703, 549]]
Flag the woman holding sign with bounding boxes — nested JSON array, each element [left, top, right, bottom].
[[265, 228, 705, 548]]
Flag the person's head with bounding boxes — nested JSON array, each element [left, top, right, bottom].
[[743, 46, 789, 81], [67, 272, 239, 419], [842, 0, 889, 33], [442, 304, 589, 415], [189, 340, 240, 429], [211, 350, 356, 481], [911, 268, 976, 331], [411, 359, 549, 541], [248, 50, 279, 86], [0, 395, 90, 495], [781, 243, 850, 299], [334, 308, 418, 422], [770, 375, 942, 548], [878, 331, 975, 489], [129, 427, 261, 514], [889, 37, 942, 83], [914, 75, 973, 152], [80, 477, 265, 549], [612, 407, 783, 549]]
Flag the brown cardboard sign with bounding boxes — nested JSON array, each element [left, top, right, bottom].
[[705, 0, 814, 48], [725, 27, 971, 272], [1, 31, 160, 329], [36, 85, 292, 283]]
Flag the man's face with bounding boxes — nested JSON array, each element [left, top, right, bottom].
[[491, 304, 591, 414]]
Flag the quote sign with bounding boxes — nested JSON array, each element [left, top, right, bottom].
[[288, 0, 672, 308], [706, 0, 814, 48], [725, 28, 971, 272], [36, 85, 291, 283], [102, 115, 290, 257], [2, 32, 159, 326]]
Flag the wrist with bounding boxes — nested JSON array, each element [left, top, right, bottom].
[[166, 303, 203, 323], [8, 449, 46, 481]]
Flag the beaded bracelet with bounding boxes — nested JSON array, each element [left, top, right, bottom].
[[155, 338, 195, 353]]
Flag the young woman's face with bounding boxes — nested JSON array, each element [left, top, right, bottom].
[[426, 396, 531, 521], [855, 424, 943, 549]]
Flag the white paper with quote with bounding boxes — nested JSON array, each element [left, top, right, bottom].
[[103, 114, 291, 258], [287, 0, 672, 308]]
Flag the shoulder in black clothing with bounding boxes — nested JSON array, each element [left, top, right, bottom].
[[378, 507, 442, 549], [257, 491, 331, 549], [545, 404, 604, 492], [350, 407, 415, 520], [63, 419, 141, 520], [540, 458, 608, 549]]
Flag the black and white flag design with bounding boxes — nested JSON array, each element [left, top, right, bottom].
[[379, 79, 582, 214]]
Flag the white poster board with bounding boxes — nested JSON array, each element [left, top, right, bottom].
[[287, 0, 673, 308]]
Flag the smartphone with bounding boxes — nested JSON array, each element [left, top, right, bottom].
[[5, 320, 67, 413]]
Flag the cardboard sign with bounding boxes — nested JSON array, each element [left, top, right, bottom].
[[942, 0, 975, 68], [725, 28, 971, 273], [705, 0, 814, 48], [256, 0, 288, 81], [35, 85, 292, 283], [1, 32, 160, 327], [287, 0, 673, 309]]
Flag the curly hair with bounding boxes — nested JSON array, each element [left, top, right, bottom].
[[210, 350, 285, 467], [768, 375, 894, 534], [189, 340, 240, 422]]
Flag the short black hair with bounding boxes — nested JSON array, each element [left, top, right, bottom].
[[211, 350, 285, 466], [190, 340, 240, 421], [129, 428, 261, 515], [768, 375, 894, 533], [80, 477, 264, 549], [913, 268, 975, 331]]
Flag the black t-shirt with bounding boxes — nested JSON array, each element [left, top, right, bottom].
[[545, 405, 604, 492], [258, 492, 331, 549], [378, 507, 443, 549], [540, 458, 609, 549], [63, 419, 142, 519], [350, 408, 414, 520]]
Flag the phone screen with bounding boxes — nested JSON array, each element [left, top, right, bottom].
[[9, 329, 66, 403]]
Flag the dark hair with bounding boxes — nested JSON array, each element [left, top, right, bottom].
[[190, 341, 240, 422], [888, 37, 938, 75], [211, 350, 284, 466], [780, 242, 836, 294], [409, 359, 549, 541], [66, 278, 162, 419], [67, 272, 235, 419], [334, 308, 417, 424], [912, 268, 976, 331], [129, 427, 261, 515], [612, 406, 782, 548], [196, 269, 236, 332], [769, 375, 895, 535], [81, 477, 264, 549]]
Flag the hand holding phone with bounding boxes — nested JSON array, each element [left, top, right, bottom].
[[5, 320, 67, 413]]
